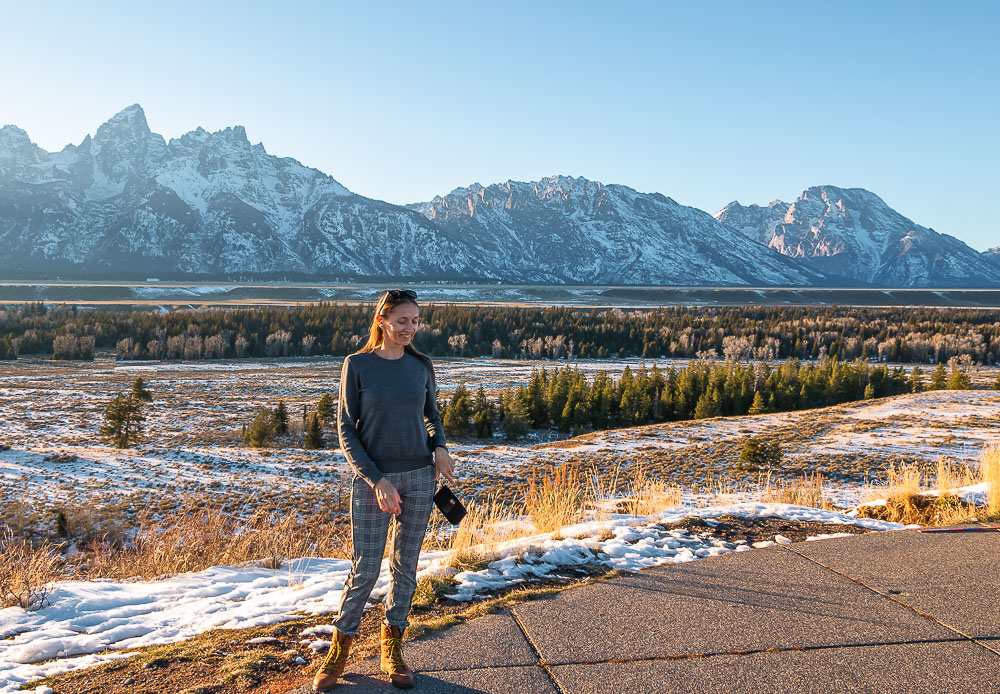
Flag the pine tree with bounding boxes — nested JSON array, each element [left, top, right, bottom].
[[304, 412, 325, 449], [994, 372, 1000, 391], [947, 368, 971, 390], [748, 390, 768, 415], [444, 383, 472, 437], [99, 393, 146, 449], [909, 366, 924, 393], [693, 391, 718, 419], [130, 377, 153, 402], [245, 408, 275, 448], [929, 363, 947, 390], [863, 383, 875, 400], [472, 386, 494, 438], [316, 393, 335, 424], [272, 400, 289, 435], [502, 392, 530, 440], [738, 437, 783, 472]]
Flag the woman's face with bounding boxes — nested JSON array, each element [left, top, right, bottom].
[[380, 302, 419, 349]]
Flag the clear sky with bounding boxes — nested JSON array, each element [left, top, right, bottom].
[[2, 1, 997, 250]]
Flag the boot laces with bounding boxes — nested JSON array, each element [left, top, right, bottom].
[[384, 635, 405, 668], [320, 640, 344, 674]]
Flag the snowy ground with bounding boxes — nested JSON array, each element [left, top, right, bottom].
[[0, 502, 908, 692], [1, 358, 998, 516], [3, 357, 997, 690]]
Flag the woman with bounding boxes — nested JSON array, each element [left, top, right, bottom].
[[314, 289, 456, 691]]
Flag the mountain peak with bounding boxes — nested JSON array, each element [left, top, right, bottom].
[[217, 125, 248, 142], [106, 104, 148, 128], [718, 184, 1000, 287], [0, 124, 33, 150], [95, 104, 152, 144]]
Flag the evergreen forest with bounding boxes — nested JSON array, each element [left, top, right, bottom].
[[1, 302, 999, 365]]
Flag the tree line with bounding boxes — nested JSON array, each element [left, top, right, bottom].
[[100, 357, 992, 450], [2, 302, 1000, 364], [440, 357, 982, 439]]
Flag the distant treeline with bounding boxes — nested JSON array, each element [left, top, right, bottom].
[[442, 357, 973, 439], [1, 302, 999, 364]]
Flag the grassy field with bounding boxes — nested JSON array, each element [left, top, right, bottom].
[[2, 356, 998, 532]]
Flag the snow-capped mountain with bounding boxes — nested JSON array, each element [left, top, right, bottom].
[[984, 247, 1000, 269], [714, 186, 1000, 287], [1, 107, 992, 287], [408, 176, 826, 285], [0, 105, 491, 279]]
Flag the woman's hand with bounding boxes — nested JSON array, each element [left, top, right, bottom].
[[434, 446, 456, 484], [374, 477, 402, 515]]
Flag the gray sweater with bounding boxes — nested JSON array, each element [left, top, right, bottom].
[[337, 351, 447, 487]]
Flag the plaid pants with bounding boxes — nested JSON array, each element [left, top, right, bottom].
[[333, 466, 436, 636]]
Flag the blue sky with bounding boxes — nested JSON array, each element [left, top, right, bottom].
[[2, 1, 997, 249]]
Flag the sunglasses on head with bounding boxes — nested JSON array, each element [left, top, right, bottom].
[[383, 289, 417, 301]]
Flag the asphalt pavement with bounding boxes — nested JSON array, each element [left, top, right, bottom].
[[285, 527, 1000, 694]]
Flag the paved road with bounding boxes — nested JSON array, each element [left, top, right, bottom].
[[286, 528, 1000, 693]]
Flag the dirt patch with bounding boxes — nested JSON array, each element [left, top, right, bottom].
[[661, 514, 873, 545]]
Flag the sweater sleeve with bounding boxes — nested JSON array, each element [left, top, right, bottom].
[[337, 356, 384, 487], [424, 366, 447, 450]]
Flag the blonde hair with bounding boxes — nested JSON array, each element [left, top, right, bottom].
[[360, 290, 433, 373]]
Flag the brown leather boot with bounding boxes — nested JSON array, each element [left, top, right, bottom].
[[380, 623, 414, 689], [312, 629, 353, 691]]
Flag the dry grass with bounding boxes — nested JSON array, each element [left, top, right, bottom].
[[619, 463, 683, 516], [0, 497, 41, 539], [77, 503, 350, 581], [856, 492, 973, 526], [933, 457, 979, 492], [983, 442, 1000, 514], [522, 463, 585, 533], [857, 447, 1000, 526], [0, 532, 64, 609], [444, 494, 522, 572], [759, 471, 831, 509], [411, 575, 459, 608]]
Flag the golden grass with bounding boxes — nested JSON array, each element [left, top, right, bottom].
[[444, 493, 522, 572], [857, 447, 1000, 526], [856, 492, 972, 526], [983, 442, 1000, 514], [759, 471, 831, 509], [620, 463, 683, 516], [411, 575, 459, 608], [77, 503, 350, 581], [0, 532, 63, 609], [522, 463, 585, 533]]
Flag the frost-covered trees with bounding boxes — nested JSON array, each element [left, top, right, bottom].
[[264, 330, 291, 357], [3, 303, 999, 363], [52, 334, 95, 360], [0, 335, 16, 360]]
